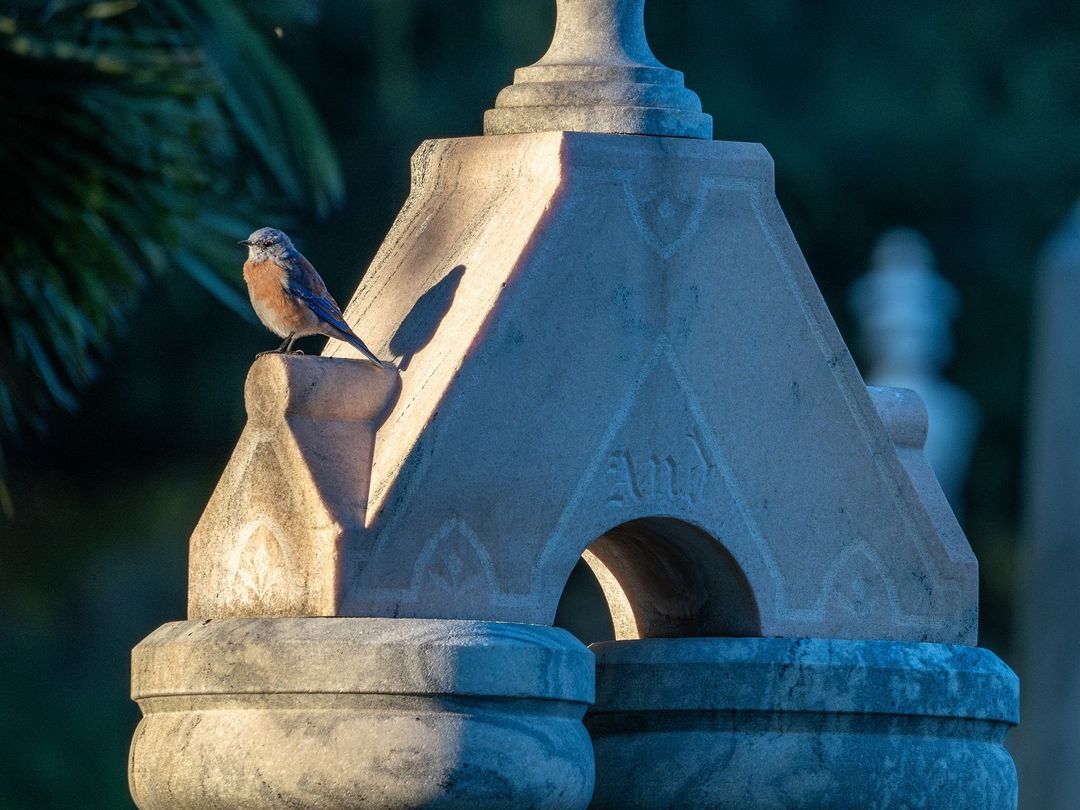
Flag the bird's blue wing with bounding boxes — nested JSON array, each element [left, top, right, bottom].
[[277, 253, 351, 333], [281, 255, 382, 363], [286, 281, 352, 333], [286, 279, 381, 362]]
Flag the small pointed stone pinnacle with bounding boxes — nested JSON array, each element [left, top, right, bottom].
[[484, 0, 713, 139]]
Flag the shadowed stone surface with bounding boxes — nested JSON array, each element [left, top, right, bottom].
[[587, 637, 1018, 809], [130, 618, 595, 809]]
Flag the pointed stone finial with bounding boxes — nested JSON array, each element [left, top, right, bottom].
[[484, 0, 712, 139]]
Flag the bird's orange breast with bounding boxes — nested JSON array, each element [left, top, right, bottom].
[[244, 259, 316, 337]]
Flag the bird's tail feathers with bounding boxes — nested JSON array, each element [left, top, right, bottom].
[[332, 326, 384, 366]]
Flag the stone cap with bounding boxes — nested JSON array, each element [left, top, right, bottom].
[[868, 385, 929, 450], [245, 353, 400, 426], [589, 637, 1019, 723], [484, 0, 712, 139]]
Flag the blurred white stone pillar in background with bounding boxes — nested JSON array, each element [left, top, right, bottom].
[[850, 228, 980, 514], [1015, 202, 1080, 810]]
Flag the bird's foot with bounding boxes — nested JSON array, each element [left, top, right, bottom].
[[253, 349, 306, 359], [254, 348, 303, 358]]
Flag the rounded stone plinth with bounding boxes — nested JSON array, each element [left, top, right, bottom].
[[130, 618, 595, 809], [587, 637, 1018, 809]]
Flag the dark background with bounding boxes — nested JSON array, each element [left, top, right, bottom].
[[4, 1, 1080, 805]]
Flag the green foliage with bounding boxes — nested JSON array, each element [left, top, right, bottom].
[[0, 0, 343, 505]]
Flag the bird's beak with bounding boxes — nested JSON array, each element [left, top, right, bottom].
[[237, 239, 252, 246]]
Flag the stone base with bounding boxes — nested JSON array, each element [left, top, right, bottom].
[[587, 637, 1018, 809], [129, 618, 595, 809]]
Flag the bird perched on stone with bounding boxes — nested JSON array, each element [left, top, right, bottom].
[[239, 227, 383, 365]]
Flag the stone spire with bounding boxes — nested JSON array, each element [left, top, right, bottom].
[[484, 0, 713, 139]]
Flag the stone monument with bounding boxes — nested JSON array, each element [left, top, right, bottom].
[[849, 228, 980, 513], [129, 1, 1019, 807], [1014, 201, 1080, 810]]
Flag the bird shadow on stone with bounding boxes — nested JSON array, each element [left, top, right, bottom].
[[390, 264, 466, 371]]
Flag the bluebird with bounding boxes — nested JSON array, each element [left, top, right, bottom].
[[239, 227, 383, 365]]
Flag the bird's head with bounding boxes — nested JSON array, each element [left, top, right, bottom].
[[238, 227, 294, 262]]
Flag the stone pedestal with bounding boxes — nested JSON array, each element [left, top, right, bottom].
[[587, 637, 1018, 809], [130, 618, 595, 809], [129, 1, 1019, 806]]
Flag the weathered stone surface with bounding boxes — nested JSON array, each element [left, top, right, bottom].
[[1014, 201, 1080, 810], [187, 354, 399, 618], [130, 618, 595, 809], [319, 130, 977, 644], [587, 637, 1018, 809], [484, 0, 712, 138]]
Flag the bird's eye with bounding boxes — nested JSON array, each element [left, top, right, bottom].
[[262, 240, 272, 247]]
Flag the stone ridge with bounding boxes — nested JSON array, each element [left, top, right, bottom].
[[133, 617, 595, 703]]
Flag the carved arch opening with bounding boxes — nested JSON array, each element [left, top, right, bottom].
[[555, 517, 761, 643]]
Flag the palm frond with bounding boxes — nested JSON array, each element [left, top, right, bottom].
[[0, 0, 343, 494]]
